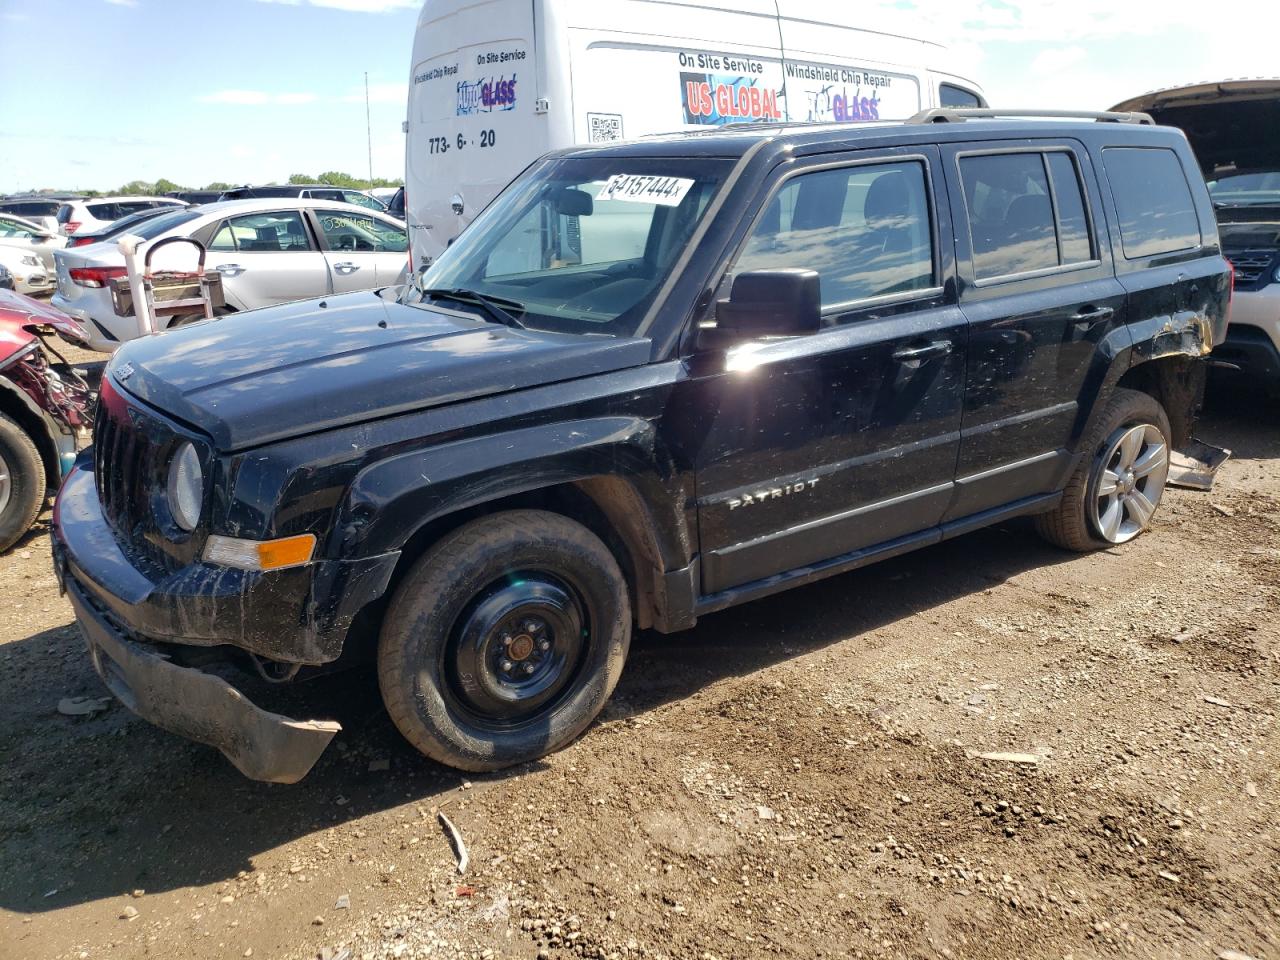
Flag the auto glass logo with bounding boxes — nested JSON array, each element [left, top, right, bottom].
[[457, 74, 517, 115]]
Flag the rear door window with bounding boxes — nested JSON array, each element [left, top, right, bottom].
[[217, 211, 313, 251], [735, 159, 936, 312], [959, 150, 1095, 279], [1102, 147, 1201, 259]]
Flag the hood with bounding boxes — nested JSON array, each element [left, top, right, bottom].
[[0, 289, 87, 355], [1110, 79, 1280, 175], [111, 290, 653, 451]]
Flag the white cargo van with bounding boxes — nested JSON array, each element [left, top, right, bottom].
[[405, 0, 985, 265]]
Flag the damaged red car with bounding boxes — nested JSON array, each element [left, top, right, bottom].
[[0, 290, 93, 551]]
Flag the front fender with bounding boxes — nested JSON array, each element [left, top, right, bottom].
[[332, 415, 692, 569]]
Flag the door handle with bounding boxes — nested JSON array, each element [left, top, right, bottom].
[[892, 339, 953, 364], [333, 261, 360, 275], [215, 263, 244, 277], [1070, 306, 1115, 325]]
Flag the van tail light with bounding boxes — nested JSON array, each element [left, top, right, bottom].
[[64, 221, 82, 235], [69, 266, 127, 288], [69, 236, 96, 248]]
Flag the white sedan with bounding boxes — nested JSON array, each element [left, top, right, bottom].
[[0, 213, 67, 274], [0, 244, 54, 296], [51, 198, 410, 352]]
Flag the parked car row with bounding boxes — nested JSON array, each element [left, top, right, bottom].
[[51, 198, 409, 351], [218, 183, 391, 212]]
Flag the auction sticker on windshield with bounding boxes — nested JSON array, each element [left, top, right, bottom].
[[597, 174, 695, 206]]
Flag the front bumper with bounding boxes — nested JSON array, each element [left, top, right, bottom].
[[53, 460, 400, 782], [67, 578, 339, 783]]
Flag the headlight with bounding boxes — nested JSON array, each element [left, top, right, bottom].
[[166, 441, 204, 532], [1274, 265, 1280, 284], [21, 255, 39, 267]]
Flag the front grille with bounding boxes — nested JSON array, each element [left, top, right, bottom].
[[1228, 249, 1277, 289], [93, 378, 186, 574]]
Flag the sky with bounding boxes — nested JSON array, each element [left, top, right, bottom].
[[0, 0, 1277, 193]]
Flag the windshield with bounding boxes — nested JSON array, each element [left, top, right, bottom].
[[1208, 170, 1280, 206], [408, 156, 733, 337]]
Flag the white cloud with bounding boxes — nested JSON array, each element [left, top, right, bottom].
[[198, 90, 318, 105], [1028, 46, 1088, 77], [275, 92, 321, 105], [341, 82, 409, 106]]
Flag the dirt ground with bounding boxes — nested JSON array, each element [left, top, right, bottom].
[[1, 384, 1277, 960]]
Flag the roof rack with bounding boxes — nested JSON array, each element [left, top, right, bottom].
[[907, 108, 1155, 125]]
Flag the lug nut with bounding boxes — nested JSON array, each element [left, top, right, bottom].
[[524, 620, 538, 633], [524, 662, 536, 675], [538, 639, 551, 652], [500, 659, 513, 672]]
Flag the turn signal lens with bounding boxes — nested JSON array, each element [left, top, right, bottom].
[[204, 533, 316, 571]]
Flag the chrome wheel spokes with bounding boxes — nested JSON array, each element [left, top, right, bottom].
[[1089, 423, 1168, 544]]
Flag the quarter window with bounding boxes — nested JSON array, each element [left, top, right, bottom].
[[1102, 147, 1201, 259], [735, 160, 935, 311], [940, 84, 982, 108], [960, 151, 1094, 279]]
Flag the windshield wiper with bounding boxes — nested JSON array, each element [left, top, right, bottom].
[[421, 287, 527, 329]]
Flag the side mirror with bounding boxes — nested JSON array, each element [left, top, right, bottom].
[[709, 268, 821, 343]]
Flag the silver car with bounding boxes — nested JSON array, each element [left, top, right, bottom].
[[51, 199, 410, 352]]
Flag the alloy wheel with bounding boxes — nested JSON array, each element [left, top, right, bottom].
[[1088, 423, 1168, 544]]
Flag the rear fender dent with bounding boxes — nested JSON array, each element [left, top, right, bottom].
[[1130, 310, 1215, 364]]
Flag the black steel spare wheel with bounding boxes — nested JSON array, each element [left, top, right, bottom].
[[377, 509, 631, 771], [445, 572, 587, 726]]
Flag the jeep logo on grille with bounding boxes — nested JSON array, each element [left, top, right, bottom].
[[116, 362, 134, 381]]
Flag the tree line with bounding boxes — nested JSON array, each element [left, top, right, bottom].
[[51, 172, 401, 198]]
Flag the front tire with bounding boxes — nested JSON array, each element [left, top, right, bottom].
[[377, 510, 631, 772], [1036, 388, 1171, 552], [0, 414, 46, 554]]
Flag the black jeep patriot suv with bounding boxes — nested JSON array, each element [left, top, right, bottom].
[[53, 109, 1230, 782]]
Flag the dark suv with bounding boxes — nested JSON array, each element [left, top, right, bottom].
[[218, 184, 390, 213], [53, 110, 1230, 782]]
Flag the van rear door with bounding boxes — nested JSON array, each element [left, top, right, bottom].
[[407, 0, 541, 266]]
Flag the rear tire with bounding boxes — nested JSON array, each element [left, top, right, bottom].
[[1036, 388, 1171, 552], [377, 509, 631, 772], [0, 414, 46, 554]]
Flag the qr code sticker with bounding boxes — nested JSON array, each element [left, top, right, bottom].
[[587, 113, 624, 143]]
